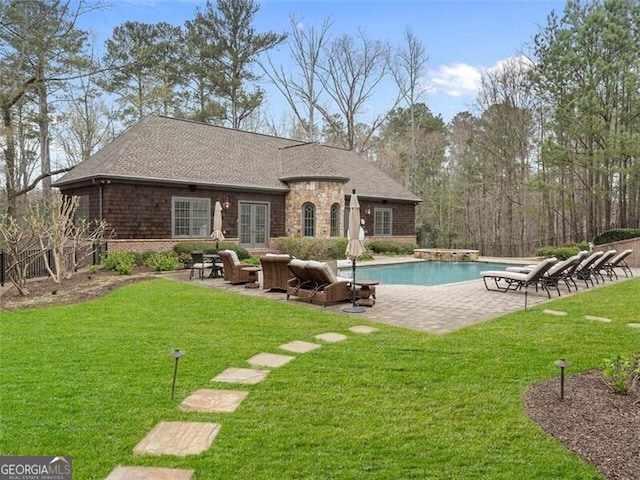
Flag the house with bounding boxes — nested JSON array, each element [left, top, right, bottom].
[[53, 115, 422, 253]]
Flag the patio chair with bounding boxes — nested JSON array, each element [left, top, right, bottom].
[[573, 250, 604, 288], [602, 249, 633, 280], [217, 250, 252, 285], [189, 250, 213, 280], [505, 251, 587, 295], [587, 249, 617, 284], [260, 254, 294, 291], [481, 257, 557, 306], [304, 260, 354, 307], [286, 259, 318, 301]]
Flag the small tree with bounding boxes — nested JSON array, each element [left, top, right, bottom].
[[30, 193, 111, 283], [0, 214, 40, 295]]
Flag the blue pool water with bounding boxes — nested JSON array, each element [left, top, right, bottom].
[[339, 261, 517, 286]]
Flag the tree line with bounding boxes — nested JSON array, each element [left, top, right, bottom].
[[1, 0, 639, 256]]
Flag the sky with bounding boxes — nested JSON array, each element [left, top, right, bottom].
[[78, 0, 567, 124]]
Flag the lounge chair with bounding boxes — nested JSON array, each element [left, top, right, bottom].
[[573, 251, 604, 288], [587, 249, 617, 284], [217, 249, 252, 284], [260, 254, 294, 291], [505, 251, 587, 295], [481, 257, 557, 304], [189, 250, 214, 280], [602, 249, 633, 280], [286, 260, 354, 307]]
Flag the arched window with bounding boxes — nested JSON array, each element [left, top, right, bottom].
[[330, 203, 340, 237], [302, 202, 315, 237]]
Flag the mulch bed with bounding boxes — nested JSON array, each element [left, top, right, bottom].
[[524, 370, 639, 480], [2, 270, 639, 479]]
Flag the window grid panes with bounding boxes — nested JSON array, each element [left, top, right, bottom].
[[173, 197, 210, 237], [76, 195, 90, 221], [374, 208, 392, 236], [302, 203, 315, 237], [330, 203, 340, 237]]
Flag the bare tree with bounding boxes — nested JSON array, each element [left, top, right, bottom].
[[261, 14, 332, 141], [316, 29, 399, 153]]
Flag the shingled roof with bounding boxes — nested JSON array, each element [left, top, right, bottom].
[[54, 115, 421, 202]]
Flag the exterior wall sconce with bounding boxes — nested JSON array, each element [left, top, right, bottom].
[[365, 205, 372, 216], [222, 197, 231, 210]]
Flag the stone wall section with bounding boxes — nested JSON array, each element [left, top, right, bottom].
[[285, 181, 344, 238]]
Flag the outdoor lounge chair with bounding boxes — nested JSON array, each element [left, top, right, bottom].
[[189, 250, 213, 280], [286, 260, 354, 307], [260, 254, 294, 291], [481, 257, 557, 305], [505, 251, 587, 295], [587, 249, 617, 284], [573, 250, 604, 288], [602, 249, 633, 280], [217, 250, 252, 284]]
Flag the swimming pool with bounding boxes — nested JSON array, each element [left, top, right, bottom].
[[339, 261, 519, 286]]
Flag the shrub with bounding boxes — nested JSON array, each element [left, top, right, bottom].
[[593, 228, 640, 245], [144, 252, 181, 272], [601, 353, 640, 395], [274, 237, 346, 260], [534, 245, 581, 260], [367, 240, 417, 256], [101, 251, 136, 275]]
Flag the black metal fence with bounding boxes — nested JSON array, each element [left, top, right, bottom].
[[0, 245, 106, 287]]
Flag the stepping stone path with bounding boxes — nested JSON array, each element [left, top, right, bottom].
[[543, 309, 567, 316], [315, 332, 348, 342], [247, 352, 295, 368], [179, 389, 248, 413], [107, 326, 377, 479], [585, 315, 612, 323], [133, 421, 221, 456], [280, 340, 321, 353], [629, 323, 640, 329], [212, 367, 270, 384], [106, 466, 194, 480]]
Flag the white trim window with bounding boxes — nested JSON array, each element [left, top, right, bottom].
[[374, 208, 392, 236], [172, 197, 210, 238], [330, 203, 340, 237]]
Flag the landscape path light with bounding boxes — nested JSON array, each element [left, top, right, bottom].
[[554, 358, 571, 400], [170, 349, 185, 399]]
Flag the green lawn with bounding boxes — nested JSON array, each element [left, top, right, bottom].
[[1, 277, 639, 479]]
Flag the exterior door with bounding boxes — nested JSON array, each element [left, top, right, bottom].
[[239, 202, 268, 248]]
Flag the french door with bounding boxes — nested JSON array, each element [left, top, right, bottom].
[[239, 202, 268, 248]]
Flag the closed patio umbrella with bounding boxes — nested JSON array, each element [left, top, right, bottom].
[[343, 189, 366, 313], [210, 201, 225, 250]]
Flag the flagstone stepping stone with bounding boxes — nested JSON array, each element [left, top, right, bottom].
[[584, 315, 612, 323], [179, 389, 249, 413], [315, 332, 347, 343], [133, 421, 220, 457], [247, 352, 295, 368], [349, 325, 378, 334], [106, 466, 194, 480], [279, 340, 321, 353], [543, 309, 567, 316], [629, 323, 640, 329], [212, 367, 270, 384]]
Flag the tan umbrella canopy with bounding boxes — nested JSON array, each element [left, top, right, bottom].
[[343, 190, 366, 313], [210, 201, 225, 250]]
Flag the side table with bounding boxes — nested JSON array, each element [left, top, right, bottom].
[[355, 279, 379, 307], [242, 266, 261, 288]]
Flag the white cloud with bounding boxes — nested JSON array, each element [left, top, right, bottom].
[[428, 63, 482, 97]]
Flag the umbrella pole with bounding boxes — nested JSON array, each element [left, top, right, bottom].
[[342, 257, 366, 314]]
